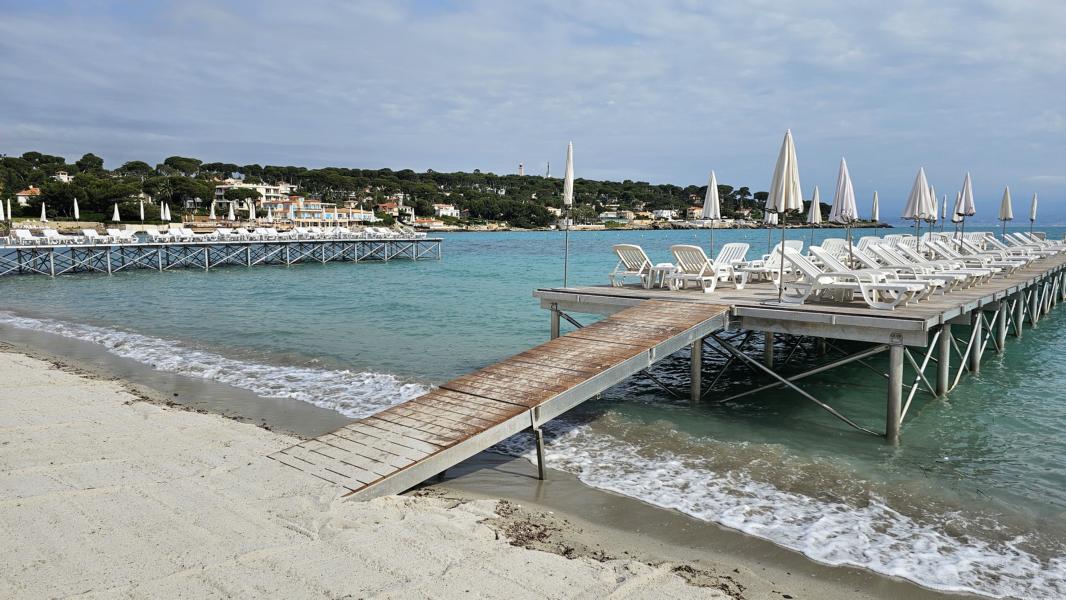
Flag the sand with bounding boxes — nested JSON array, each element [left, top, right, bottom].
[[0, 350, 735, 599]]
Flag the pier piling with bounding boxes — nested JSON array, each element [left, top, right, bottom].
[[690, 338, 703, 403], [887, 345, 904, 444], [937, 324, 951, 396]]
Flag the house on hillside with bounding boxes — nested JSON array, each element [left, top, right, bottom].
[[16, 186, 40, 206]]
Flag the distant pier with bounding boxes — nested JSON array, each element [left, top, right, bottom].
[[0, 236, 442, 277]]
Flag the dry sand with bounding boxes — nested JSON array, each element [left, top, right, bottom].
[[0, 350, 735, 599]]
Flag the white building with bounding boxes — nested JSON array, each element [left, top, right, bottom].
[[651, 209, 677, 220], [433, 203, 461, 218], [53, 171, 74, 184], [214, 179, 297, 207]]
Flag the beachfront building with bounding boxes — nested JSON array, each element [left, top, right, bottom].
[[15, 186, 41, 206], [598, 210, 634, 225], [651, 209, 677, 221], [259, 196, 380, 227], [685, 206, 703, 220], [433, 203, 461, 219], [214, 179, 297, 211], [375, 202, 415, 223]]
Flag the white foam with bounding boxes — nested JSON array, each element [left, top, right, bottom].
[[0, 312, 426, 418], [495, 422, 1066, 600]]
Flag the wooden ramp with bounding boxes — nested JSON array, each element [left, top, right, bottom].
[[269, 300, 729, 500]]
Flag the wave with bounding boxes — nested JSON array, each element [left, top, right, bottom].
[[494, 417, 1066, 600], [0, 312, 427, 418]]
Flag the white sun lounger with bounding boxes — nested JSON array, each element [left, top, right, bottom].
[[667, 244, 746, 293], [781, 248, 927, 310], [610, 244, 654, 288], [810, 246, 945, 300]]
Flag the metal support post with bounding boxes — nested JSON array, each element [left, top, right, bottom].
[[970, 310, 982, 375], [1015, 291, 1025, 337], [1031, 286, 1040, 326], [887, 344, 903, 444], [690, 338, 703, 404], [550, 303, 560, 340], [763, 332, 774, 368], [937, 324, 951, 396], [534, 428, 546, 481], [995, 304, 1007, 353]]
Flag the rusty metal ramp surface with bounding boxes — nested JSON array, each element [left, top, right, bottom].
[[268, 300, 729, 500]]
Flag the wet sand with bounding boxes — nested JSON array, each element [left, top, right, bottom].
[[0, 326, 980, 599]]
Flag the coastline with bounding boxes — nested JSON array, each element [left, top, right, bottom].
[[0, 326, 979, 600]]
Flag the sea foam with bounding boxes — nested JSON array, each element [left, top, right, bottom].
[[0, 312, 427, 418]]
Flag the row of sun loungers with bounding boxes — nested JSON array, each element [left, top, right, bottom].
[[611, 231, 1064, 311], [3, 226, 426, 246]]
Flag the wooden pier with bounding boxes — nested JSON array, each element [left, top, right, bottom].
[[269, 300, 729, 499], [272, 246, 1066, 499], [0, 236, 442, 277]]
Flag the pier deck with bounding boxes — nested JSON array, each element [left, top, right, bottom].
[[268, 300, 729, 499], [0, 236, 442, 277]]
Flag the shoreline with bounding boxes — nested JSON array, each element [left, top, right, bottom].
[[0, 324, 979, 599]]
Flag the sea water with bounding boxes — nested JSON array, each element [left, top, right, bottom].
[[1, 227, 1064, 599]]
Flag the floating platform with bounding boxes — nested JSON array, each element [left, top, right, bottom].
[[0, 236, 442, 277]]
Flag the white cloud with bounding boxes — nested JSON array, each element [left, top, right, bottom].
[[0, 0, 1063, 217]]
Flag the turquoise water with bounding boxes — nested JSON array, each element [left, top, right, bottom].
[[1, 226, 1065, 598]]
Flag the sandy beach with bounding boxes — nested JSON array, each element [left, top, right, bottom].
[[0, 341, 977, 600]]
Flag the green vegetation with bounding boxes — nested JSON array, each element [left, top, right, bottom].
[[1, 151, 771, 227]]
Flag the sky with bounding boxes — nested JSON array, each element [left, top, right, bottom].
[[1, 0, 1064, 222]]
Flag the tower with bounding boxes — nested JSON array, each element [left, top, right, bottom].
[[519, 163, 524, 176]]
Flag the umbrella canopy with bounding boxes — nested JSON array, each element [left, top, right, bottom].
[[0, 197, 5, 221], [111, 203, 120, 222], [41, 202, 48, 222], [902, 168, 935, 221], [563, 142, 574, 208], [73, 197, 80, 221], [1030, 193, 1038, 222], [209, 200, 216, 220], [999, 187, 1014, 221], [139, 200, 145, 222], [927, 185, 938, 223], [828, 158, 857, 224], [162, 203, 170, 222], [248, 200, 256, 220], [941, 194, 947, 221], [764, 210, 779, 225], [871, 191, 880, 222], [5, 199, 10, 223], [765, 130, 803, 214], [266, 206, 274, 222], [806, 186, 822, 224], [702, 171, 721, 220], [227, 202, 236, 221], [951, 191, 964, 223], [958, 173, 976, 217]]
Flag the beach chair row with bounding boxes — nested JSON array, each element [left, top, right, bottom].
[[3, 225, 427, 246], [610, 231, 1064, 310]]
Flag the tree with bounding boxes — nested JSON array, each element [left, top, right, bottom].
[[76, 153, 105, 173], [163, 156, 202, 177], [223, 188, 261, 203], [120, 161, 153, 176]]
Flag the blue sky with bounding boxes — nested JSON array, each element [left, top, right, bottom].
[[1, 0, 1063, 222]]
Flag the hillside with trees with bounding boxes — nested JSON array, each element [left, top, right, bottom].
[[0, 151, 774, 228]]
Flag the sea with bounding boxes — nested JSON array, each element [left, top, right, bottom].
[[2, 226, 1064, 599]]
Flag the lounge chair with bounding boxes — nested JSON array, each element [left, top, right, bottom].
[[80, 229, 114, 245], [738, 241, 800, 285], [41, 228, 84, 245], [852, 243, 967, 290], [667, 245, 745, 293], [927, 240, 1022, 274], [781, 248, 928, 310], [810, 246, 945, 299], [106, 229, 138, 244], [233, 227, 255, 241], [12, 229, 43, 246], [874, 243, 993, 286], [957, 237, 1035, 266], [609, 244, 654, 288]]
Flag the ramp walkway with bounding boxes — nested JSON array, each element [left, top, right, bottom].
[[269, 300, 729, 499]]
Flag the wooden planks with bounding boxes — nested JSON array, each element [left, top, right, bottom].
[[269, 300, 730, 498]]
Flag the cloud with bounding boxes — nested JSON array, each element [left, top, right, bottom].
[[0, 0, 1063, 218]]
